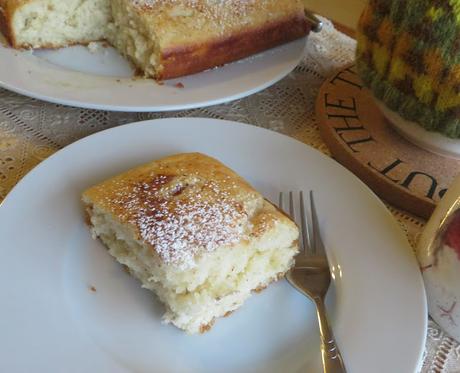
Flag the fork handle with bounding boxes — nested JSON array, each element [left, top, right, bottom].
[[315, 298, 347, 373]]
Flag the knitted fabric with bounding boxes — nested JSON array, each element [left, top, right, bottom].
[[356, 0, 460, 138]]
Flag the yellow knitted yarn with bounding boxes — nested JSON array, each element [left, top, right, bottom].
[[356, 0, 460, 138]]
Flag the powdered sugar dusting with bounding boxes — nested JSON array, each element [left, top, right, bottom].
[[131, 0, 254, 11], [106, 174, 248, 268], [130, 0, 260, 32]]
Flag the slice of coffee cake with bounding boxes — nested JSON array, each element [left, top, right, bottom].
[[82, 153, 299, 334]]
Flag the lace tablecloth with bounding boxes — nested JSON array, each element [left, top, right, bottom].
[[1, 17, 459, 372]]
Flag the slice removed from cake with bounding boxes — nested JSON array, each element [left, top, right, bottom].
[[82, 153, 299, 334]]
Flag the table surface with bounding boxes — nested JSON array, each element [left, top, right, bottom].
[[0, 14, 459, 373]]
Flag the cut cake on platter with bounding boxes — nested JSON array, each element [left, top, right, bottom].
[[0, 0, 309, 79]]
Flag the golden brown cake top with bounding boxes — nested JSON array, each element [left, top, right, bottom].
[[83, 153, 285, 268], [131, 0, 262, 16], [132, 0, 271, 10], [127, 0, 305, 46]]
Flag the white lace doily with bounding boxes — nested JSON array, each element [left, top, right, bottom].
[[0, 17, 458, 372]]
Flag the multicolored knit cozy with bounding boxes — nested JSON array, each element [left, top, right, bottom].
[[356, 0, 460, 138]]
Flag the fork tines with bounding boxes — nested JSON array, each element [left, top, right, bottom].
[[278, 191, 325, 257]]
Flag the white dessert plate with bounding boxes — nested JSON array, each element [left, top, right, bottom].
[[0, 118, 426, 373], [0, 37, 305, 112]]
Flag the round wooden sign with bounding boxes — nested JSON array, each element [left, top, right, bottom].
[[316, 64, 460, 219]]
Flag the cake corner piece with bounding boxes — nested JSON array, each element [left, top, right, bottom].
[[82, 152, 299, 334]]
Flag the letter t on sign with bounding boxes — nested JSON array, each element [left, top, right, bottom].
[[368, 158, 404, 184], [330, 67, 363, 90]]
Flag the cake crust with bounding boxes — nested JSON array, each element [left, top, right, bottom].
[[0, 0, 15, 47], [158, 13, 309, 79]]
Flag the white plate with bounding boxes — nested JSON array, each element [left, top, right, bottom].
[[0, 37, 305, 112], [0, 118, 426, 373]]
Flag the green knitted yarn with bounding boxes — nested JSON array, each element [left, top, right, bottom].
[[356, 0, 460, 138]]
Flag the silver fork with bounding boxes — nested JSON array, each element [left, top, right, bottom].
[[279, 191, 346, 373]]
